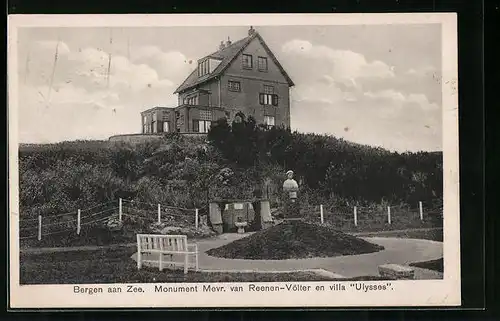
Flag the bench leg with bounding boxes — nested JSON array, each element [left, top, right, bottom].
[[184, 254, 189, 274], [136, 236, 142, 270]]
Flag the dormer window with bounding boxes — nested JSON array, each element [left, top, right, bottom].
[[242, 54, 253, 69], [198, 59, 210, 77]]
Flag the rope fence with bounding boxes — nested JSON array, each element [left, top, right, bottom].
[[19, 197, 442, 241], [301, 201, 443, 229], [19, 198, 201, 241]]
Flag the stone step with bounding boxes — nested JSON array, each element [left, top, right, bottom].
[[378, 264, 415, 280]]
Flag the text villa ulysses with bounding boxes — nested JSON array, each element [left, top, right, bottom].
[[73, 282, 394, 295]]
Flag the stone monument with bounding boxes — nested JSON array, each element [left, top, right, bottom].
[[282, 170, 301, 220]]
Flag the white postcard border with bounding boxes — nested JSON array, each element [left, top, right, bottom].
[[8, 13, 460, 308]]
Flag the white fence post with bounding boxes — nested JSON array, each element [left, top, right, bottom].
[[195, 208, 199, 230], [419, 201, 423, 221], [320, 205, 324, 224], [77, 209, 81, 235], [119, 198, 122, 222], [354, 206, 358, 226], [38, 215, 42, 241], [387, 206, 392, 224], [157, 204, 161, 224]]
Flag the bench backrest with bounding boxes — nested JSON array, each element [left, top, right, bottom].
[[137, 234, 189, 252]]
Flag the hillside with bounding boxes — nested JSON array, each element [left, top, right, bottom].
[[18, 118, 443, 221]]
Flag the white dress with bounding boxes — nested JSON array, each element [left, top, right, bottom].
[[283, 179, 299, 199]]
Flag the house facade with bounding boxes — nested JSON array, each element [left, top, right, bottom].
[[140, 26, 294, 134]]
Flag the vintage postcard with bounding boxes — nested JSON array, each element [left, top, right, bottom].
[[8, 13, 460, 308]]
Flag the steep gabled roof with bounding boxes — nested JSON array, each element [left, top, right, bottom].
[[174, 32, 294, 94]]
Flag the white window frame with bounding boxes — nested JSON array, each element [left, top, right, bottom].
[[198, 120, 211, 133], [198, 59, 210, 77], [264, 116, 275, 127]]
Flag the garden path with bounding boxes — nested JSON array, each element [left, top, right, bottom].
[[131, 233, 443, 280]]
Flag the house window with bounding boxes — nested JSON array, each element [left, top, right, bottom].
[[198, 59, 210, 77], [234, 203, 244, 210], [193, 120, 212, 133], [228, 81, 241, 92], [143, 124, 147, 133], [258, 56, 268, 71], [242, 54, 253, 69], [163, 122, 169, 132], [264, 116, 275, 128], [259, 93, 279, 106], [200, 110, 212, 121], [264, 85, 274, 94], [162, 113, 169, 121], [184, 95, 199, 105], [153, 113, 157, 122]]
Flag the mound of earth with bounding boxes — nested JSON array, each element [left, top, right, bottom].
[[206, 220, 384, 260]]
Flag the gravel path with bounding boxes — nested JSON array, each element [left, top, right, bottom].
[[131, 233, 443, 279]]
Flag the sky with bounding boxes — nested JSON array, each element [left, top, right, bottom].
[[16, 24, 442, 152]]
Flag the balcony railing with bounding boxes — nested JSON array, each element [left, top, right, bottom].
[[177, 103, 224, 110]]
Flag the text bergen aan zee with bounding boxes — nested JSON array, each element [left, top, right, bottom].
[[73, 282, 393, 295]]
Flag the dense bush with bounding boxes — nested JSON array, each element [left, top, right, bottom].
[[208, 114, 443, 209], [19, 116, 442, 224]]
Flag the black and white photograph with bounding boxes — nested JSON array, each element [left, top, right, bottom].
[[8, 14, 460, 308]]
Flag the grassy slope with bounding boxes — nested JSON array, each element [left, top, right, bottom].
[[409, 258, 444, 273], [18, 135, 443, 249], [356, 228, 443, 242]]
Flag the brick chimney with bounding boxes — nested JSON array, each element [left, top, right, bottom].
[[248, 26, 256, 36], [226, 37, 232, 46], [219, 40, 226, 51]]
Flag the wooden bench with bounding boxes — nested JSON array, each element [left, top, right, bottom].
[[136, 234, 199, 274]]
